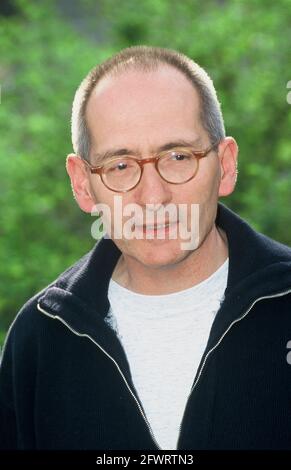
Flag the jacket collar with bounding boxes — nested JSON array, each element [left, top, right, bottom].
[[38, 202, 291, 340], [217, 203, 291, 296]]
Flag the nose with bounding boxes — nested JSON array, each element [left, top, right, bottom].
[[135, 161, 173, 207]]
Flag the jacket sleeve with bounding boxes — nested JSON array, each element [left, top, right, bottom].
[[0, 328, 18, 449]]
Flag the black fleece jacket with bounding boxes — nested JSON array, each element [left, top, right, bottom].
[[0, 203, 291, 450]]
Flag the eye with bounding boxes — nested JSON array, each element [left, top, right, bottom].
[[170, 151, 192, 161], [107, 162, 127, 173], [174, 153, 187, 161], [116, 162, 128, 171], [105, 158, 136, 173]]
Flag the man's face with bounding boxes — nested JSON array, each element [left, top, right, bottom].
[[72, 66, 234, 269]]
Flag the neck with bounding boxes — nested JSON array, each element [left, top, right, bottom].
[[112, 224, 229, 295]]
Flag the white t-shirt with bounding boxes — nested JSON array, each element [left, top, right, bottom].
[[105, 258, 229, 450]]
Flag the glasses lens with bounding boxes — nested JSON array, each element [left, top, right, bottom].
[[102, 157, 141, 191], [158, 150, 198, 183]]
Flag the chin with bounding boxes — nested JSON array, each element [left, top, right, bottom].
[[129, 239, 193, 269]]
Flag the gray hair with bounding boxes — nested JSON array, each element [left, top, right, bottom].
[[71, 45, 225, 161]]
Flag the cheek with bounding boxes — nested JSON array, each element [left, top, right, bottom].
[[89, 178, 115, 205], [175, 165, 220, 232], [87, 182, 118, 230], [195, 161, 221, 200], [175, 171, 220, 205]]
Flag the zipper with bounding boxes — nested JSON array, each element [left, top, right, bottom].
[[176, 287, 291, 449], [38, 287, 291, 451], [37, 302, 162, 450]]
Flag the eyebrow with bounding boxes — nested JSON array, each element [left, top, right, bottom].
[[92, 137, 203, 164]]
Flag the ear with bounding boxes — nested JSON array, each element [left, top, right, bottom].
[[218, 137, 238, 197], [66, 154, 96, 213]]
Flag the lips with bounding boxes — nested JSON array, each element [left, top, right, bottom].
[[143, 223, 171, 229], [136, 221, 178, 230]]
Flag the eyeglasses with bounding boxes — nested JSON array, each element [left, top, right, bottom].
[[82, 140, 220, 193]]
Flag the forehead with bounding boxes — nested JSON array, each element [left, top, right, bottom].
[[85, 65, 204, 154]]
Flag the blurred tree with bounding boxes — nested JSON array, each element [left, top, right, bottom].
[[0, 0, 17, 16], [0, 0, 113, 336], [0, 0, 290, 342]]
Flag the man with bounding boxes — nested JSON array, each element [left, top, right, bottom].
[[0, 46, 291, 450]]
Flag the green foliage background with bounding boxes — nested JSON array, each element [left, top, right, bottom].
[[0, 0, 290, 344]]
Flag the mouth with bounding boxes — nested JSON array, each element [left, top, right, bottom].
[[135, 221, 178, 234]]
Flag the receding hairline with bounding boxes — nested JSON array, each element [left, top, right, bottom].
[[84, 62, 209, 162], [84, 62, 202, 125], [71, 45, 225, 159]]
